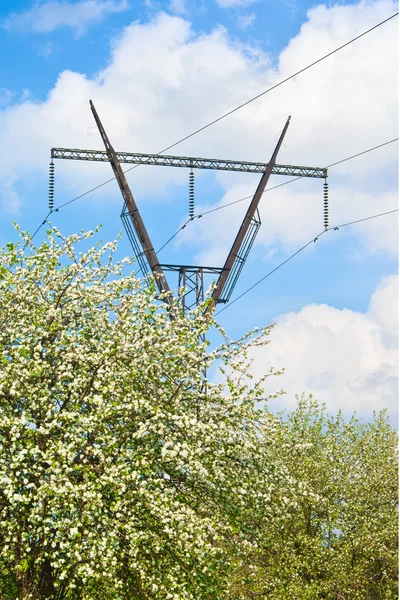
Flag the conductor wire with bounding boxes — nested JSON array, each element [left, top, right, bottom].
[[216, 208, 399, 315], [52, 14, 398, 212]]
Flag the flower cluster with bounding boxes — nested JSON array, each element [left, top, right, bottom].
[[0, 226, 283, 599], [0, 226, 397, 600]]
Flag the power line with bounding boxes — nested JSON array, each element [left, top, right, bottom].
[[54, 177, 118, 211], [199, 138, 399, 218], [151, 12, 398, 155], [327, 208, 398, 230], [327, 138, 399, 168], [32, 135, 399, 256], [156, 137, 398, 253], [156, 222, 190, 254], [52, 11, 398, 214], [216, 233, 326, 315], [215, 208, 399, 315], [28, 211, 52, 245]]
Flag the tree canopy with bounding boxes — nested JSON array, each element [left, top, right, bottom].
[[0, 227, 397, 600]]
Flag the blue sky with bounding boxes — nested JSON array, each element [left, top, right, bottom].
[[0, 0, 361, 99], [0, 0, 398, 418]]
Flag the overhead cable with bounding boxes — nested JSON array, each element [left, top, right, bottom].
[[151, 12, 398, 155], [31, 136, 398, 250], [327, 208, 399, 229], [52, 12, 398, 213], [198, 138, 399, 219], [156, 137, 399, 253], [215, 208, 399, 315], [27, 211, 52, 245]]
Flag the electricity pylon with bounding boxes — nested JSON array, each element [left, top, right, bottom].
[[50, 101, 328, 317]]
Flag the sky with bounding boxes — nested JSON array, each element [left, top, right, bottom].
[[0, 0, 398, 420]]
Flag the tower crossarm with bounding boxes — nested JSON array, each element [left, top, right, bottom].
[[51, 147, 327, 179]]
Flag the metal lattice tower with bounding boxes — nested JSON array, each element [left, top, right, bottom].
[[51, 103, 328, 317]]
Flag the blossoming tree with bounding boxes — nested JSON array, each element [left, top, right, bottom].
[[0, 226, 285, 599], [0, 226, 397, 600]]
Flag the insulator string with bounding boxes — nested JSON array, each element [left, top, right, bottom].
[[323, 177, 329, 229], [189, 169, 195, 219], [49, 160, 55, 212]]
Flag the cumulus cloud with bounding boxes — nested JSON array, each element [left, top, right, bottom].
[[177, 180, 398, 263], [0, 1, 397, 258], [249, 273, 398, 418], [2, 0, 129, 36], [0, 2, 397, 422]]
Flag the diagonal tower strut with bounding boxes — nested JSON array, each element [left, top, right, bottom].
[[209, 116, 291, 311], [51, 108, 324, 318], [89, 100, 173, 310]]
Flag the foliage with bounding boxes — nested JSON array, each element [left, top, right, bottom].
[[0, 226, 284, 599], [0, 227, 397, 600], [231, 398, 398, 600]]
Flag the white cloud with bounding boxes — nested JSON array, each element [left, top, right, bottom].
[[177, 181, 398, 264], [248, 273, 398, 418], [2, 0, 129, 36], [0, 2, 397, 259], [169, 0, 186, 15], [237, 12, 256, 29], [0, 3, 397, 422]]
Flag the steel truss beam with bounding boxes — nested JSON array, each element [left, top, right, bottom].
[[160, 265, 224, 312], [160, 265, 224, 274], [51, 109, 323, 321], [51, 148, 327, 179]]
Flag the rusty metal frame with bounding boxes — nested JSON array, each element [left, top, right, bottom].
[[217, 209, 261, 304], [51, 147, 327, 179], [51, 108, 319, 319], [209, 116, 291, 310], [89, 100, 173, 310], [160, 265, 224, 314]]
